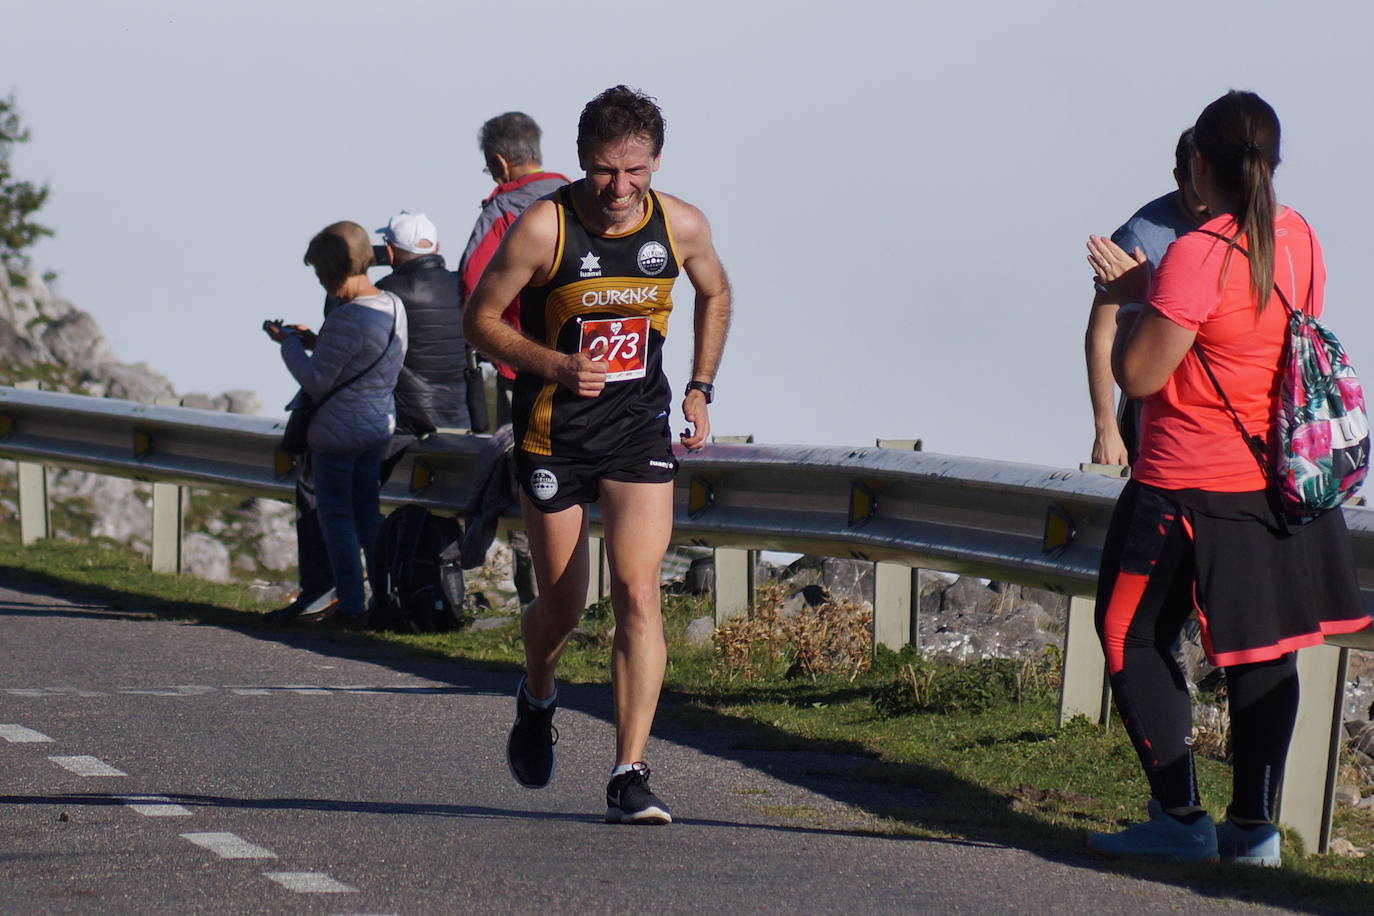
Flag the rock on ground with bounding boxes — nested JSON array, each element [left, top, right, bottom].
[[183, 532, 231, 583]]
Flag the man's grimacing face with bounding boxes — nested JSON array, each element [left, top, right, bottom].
[[579, 134, 661, 228]]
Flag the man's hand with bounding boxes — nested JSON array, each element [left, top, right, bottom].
[[1091, 426, 1129, 466], [556, 353, 608, 398], [680, 389, 710, 449], [1086, 236, 1148, 303]]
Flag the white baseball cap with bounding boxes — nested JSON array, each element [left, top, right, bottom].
[[376, 211, 439, 254]]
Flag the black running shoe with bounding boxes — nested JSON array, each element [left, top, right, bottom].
[[605, 762, 672, 824], [506, 677, 558, 788], [262, 589, 334, 627]]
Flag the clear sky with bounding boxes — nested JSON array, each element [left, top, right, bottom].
[[5, 0, 1372, 470]]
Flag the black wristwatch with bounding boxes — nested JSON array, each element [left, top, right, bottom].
[[685, 380, 715, 404]]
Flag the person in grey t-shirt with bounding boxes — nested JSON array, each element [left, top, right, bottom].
[[1084, 129, 1208, 466]]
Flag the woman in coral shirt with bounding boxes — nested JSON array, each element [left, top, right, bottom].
[[1084, 91, 1368, 866]]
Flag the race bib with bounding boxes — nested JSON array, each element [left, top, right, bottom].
[[579, 316, 648, 382]]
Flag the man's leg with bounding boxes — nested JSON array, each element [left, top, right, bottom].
[[519, 493, 590, 699], [505, 492, 588, 789], [598, 479, 674, 765]]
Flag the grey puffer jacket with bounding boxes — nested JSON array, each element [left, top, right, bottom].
[[281, 291, 409, 454]]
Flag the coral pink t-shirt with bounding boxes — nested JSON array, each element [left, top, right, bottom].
[[1133, 208, 1325, 491]]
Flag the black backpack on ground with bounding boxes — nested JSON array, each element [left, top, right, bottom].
[[371, 505, 467, 633]]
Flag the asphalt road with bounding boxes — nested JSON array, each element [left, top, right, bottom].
[[0, 580, 1306, 915]]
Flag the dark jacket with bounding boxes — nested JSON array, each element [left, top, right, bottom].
[[377, 253, 469, 434]]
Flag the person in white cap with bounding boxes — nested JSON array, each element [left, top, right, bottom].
[[375, 210, 470, 442]]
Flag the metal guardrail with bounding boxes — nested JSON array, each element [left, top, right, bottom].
[[0, 384, 1369, 854]]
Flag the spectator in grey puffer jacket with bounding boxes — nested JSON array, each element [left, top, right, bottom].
[[271, 221, 408, 627]]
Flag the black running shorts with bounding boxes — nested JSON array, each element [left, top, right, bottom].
[[514, 421, 678, 513]]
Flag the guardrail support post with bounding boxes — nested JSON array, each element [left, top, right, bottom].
[[14, 380, 49, 545], [151, 480, 184, 574], [151, 396, 185, 574], [873, 562, 914, 651], [584, 536, 609, 609], [1277, 643, 1347, 855], [1057, 594, 1110, 726], [713, 547, 752, 623], [17, 456, 49, 545]]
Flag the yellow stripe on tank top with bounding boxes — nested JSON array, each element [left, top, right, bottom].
[[529, 200, 567, 289], [523, 202, 566, 454], [523, 381, 557, 455], [659, 197, 683, 271], [544, 276, 676, 336]]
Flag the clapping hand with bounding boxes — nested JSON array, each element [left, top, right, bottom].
[[1086, 236, 1148, 303]]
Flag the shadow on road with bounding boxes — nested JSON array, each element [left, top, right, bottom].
[[2, 567, 1370, 915]]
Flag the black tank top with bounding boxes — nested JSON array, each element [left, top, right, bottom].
[[513, 183, 681, 457]]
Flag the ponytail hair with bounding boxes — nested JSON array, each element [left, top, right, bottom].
[[1193, 91, 1281, 311]]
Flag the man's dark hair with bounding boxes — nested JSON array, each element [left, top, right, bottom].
[[577, 85, 665, 158], [479, 112, 542, 166], [1174, 128, 1195, 181]]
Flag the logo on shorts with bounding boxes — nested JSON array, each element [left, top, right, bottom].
[[579, 252, 602, 278], [530, 469, 559, 501], [637, 241, 668, 276], [648, 459, 675, 470]]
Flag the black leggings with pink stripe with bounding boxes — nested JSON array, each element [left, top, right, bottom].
[[1094, 482, 1297, 822]]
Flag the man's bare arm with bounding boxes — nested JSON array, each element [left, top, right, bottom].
[[463, 201, 608, 398], [1085, 288, 1128, 465], [662, 194, 731, 448], [1083, 236, 1149, 467]]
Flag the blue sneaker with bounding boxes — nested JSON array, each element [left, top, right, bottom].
[[1089, 809, 1219, 863], [1216, 819, 1281, 867]]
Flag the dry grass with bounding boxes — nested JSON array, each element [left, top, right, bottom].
[[712, 582, 872, 682], [1191, 676, 1230, 762]]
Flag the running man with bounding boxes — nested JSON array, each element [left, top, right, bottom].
[[463, 85, 731, 824]]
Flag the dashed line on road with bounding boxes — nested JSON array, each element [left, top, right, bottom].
[[181, 832, 277, 859], [0, 724, 54, 742], [7, 687, 106, 697], [120, 795, 193, 816], [263, 872, 357, 894], [49, 755, 126, 776], [118, 686, 217, 696]]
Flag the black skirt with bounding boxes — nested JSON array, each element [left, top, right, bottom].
[[1102, 480, 1370, 665]]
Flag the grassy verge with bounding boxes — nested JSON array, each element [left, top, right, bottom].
[[2, 532, 1373, 911]]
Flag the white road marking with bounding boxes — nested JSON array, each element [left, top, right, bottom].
[[49, 755, 126, 776], [230, 688, 274, 695], [119, 686, 216, 696], [181, 832, 277, 859], [263, 872, 357, 893], [0, 724, 54, 743], [5, 689, 52, 697], [120, 795, 192, 816]]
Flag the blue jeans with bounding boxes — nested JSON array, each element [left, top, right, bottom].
[[312, 445, 384, 617]]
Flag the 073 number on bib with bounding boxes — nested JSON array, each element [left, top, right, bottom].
[[579, 316, 648, 382]]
